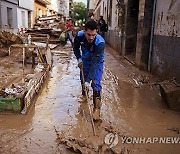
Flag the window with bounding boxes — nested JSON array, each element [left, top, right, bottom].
[[7, 7, 13, 28], [36, 7, 39, 18], [39, 9, 42, 17], [28, 11, 31, 28], [21, 11, 25, 27]]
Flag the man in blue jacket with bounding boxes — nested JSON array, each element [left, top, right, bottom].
[[73, 20, 105, 120]]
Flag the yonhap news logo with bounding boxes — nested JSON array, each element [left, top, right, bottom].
[[121, 136, 180, 144], [104, 133, 119, 148], [104, 133, 180, 147]]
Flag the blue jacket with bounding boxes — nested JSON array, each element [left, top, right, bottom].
[[73, 30, 105, 83]]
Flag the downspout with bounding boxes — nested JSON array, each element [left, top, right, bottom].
[[148, 0, 157, 72], [0, 0, 2, 29]]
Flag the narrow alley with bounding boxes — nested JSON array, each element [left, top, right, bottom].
[[0, 43, 179, 154], [0, 0, 180, 153]]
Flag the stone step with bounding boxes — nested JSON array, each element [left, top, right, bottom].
[[159, 80, 180, 111]]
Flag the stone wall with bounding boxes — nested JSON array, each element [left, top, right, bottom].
[[152, 0, 180, 82], [105, 30, 122, 54]]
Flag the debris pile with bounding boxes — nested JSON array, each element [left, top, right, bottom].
[[54, 124, 131, 154], [26, 15, 66, 44], [0, 31, 22, 47], [55, 131, 117, 154], [0, 31, 52, 114], [4, 83, 23, 95], [0, 48, 9, 57]]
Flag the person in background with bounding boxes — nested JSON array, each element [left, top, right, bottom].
[[64, 19, 73, 46], [98, 16, 106, 38], [88, 12, 95, 21], [73, 20, 106, 121]]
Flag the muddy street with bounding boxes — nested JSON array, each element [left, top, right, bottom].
[[0, 44, 180, 154]]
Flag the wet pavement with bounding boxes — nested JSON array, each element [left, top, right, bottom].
[[0, 44, 180, 154]]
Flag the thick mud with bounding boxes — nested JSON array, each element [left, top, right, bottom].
[[0, 47, 35, 89], [0, 44, 180, 154]]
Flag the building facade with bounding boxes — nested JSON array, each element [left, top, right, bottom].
[[47, 0, 59, 16], [33, 0, 50, 24], [88, 0, 94, 14], [69, 0, 73, 18], [92, 0, 123, 55], [0, 0, 18, 32], [0, 0, 72, 31], [92, 0, 180, 82], [58, 0, 69, 17], [57, 0, 73, 18], [17, 0, 34, 29], [152, 0, 180, 82]]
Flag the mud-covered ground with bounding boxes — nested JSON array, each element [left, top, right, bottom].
[[0, 47, 34, 89], [0, 43, 180, 154]]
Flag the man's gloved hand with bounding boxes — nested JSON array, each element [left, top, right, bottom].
[[84, 82, 90, 91], [78, 58, 83, 69]]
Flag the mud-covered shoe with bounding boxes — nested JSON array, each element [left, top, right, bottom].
[[93, 90, 101, 120]]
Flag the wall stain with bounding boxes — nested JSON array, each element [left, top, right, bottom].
[[168, 0, 177, 11], [160, 12, 163, 22]]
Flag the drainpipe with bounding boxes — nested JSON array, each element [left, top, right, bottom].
[[148, 0, 157, 72], [0, 0, 1, 29]]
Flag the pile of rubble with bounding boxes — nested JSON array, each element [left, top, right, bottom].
[[0, 31, 22, 48], [0, 31, 52, 114]]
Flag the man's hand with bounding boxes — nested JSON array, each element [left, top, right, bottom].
[[78, 58, 83, 69], [84, 82, 90, 91]]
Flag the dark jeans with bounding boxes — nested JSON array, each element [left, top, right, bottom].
[[65, 31, 73, 46]]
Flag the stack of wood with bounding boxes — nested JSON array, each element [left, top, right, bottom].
[[57, 22, 66, 31], [0, 31, 22, 48]]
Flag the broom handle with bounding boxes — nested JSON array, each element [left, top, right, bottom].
[[81, 67, 97, 136]]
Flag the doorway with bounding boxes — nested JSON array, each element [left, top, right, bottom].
[[28, 11, 31, 28], [124, 0, 139, 64]]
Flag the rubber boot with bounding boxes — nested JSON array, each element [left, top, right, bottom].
[[93, 91, 101, 121]]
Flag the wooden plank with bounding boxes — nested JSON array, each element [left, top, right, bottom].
[[46, 47, 52, 67], [37, 48, 45, 63], [22, 68, 49, 114]]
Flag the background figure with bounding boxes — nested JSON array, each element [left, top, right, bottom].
[[65, 19, 73, 46], [98, 16, 106, 38], [88, 12, 95, 21]]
